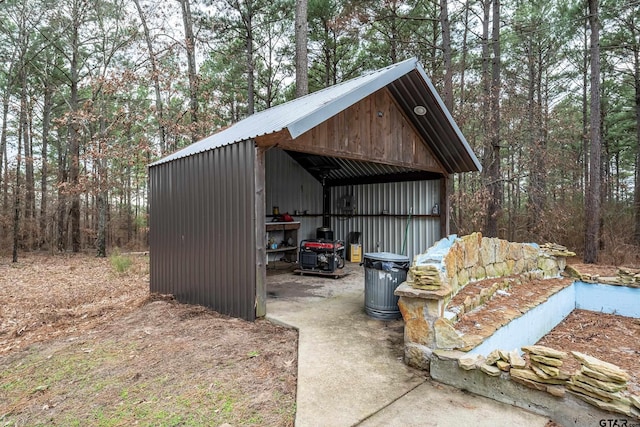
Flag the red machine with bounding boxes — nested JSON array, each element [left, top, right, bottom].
[[298, 239, 345, 273]]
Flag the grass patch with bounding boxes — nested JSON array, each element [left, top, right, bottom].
[[109, 250, 133, 274], [1, 342, 288, 426]]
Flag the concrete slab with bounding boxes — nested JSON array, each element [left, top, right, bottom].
[[359, 381, 551, 427], [266, 262, 551, 427]]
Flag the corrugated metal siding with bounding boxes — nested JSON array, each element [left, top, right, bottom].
[[149, 140, 257, 320], [265, 149, 323, 243], [331, 180, 441, 261]]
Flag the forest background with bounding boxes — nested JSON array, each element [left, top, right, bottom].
[[0, 0, 638, 264]]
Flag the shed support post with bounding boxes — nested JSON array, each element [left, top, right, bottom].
[[440, 175, 450, 238], [322, 184, 331, 228], [255, 145, 267, 317]]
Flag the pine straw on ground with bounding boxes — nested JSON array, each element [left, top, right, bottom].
[[537, 309, 640, 394], [0, 253, 297, 426], [1, 253, 149, 354]]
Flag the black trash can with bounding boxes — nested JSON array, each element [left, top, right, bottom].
[[363, 252, 410, 320]]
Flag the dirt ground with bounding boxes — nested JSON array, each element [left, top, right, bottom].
[[0, 253, 297, 426]]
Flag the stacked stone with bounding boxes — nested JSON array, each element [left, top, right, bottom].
[[567, 351, 636, 416], [617, 268, 640, 287], [458, 348, 526, 378], [408, 233, 574, 295], [509, 345, 570, 397], [406, 263, 443, 290], [524, 345, 568, 379], [540, 243, 576, 257], [448, 278, 515, 322]]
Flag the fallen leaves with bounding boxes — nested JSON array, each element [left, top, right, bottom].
[[0, 252, 149, 355]]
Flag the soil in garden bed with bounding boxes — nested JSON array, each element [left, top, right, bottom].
[[536, 309, 640, 394]]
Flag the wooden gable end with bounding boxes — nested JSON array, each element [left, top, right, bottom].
[[255, 87, 445, 174]]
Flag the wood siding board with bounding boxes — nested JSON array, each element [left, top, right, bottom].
[[254, 129, 293, 147], [353, 100, 361, 153], [386, 86, 442, 171], [363, 95, 371, 154], [387, 77, 453, 170], [275, 142, 441, 173], [372, 90, 385, 159], [257, 88, 446, 174], [329, 112, 338, 151]]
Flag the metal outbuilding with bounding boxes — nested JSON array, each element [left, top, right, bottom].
[[149, 57, 481, 321]]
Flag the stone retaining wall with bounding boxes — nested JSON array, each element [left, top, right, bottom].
[[430, 351, 640, 424], [395, 232, 574, 370], [405, 232, 570, 300], [394, 233, 640, 421]]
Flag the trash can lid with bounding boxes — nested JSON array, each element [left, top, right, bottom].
[[363, 252, 410, 262]]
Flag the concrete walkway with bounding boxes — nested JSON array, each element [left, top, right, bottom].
[[266, 263, 551, 427]]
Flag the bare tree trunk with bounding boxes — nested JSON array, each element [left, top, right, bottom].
[[0, 80, 9, 225], [526, 43, 546, 237], [40, 84, 52, 249], [13, 69, 28, 262], [56, 131, 68, 252], [96, 114, 107, 257], [455, 0, 471, 234], [133, 0, 167, 154], [2, 141, 7, 219], [295, 0, 308, 98], [13, 15, 30, 261], [440, 0, 453, 110], [630, 25, 640, 245], [246, 0, 255, 115], [635, 72, 640, 243], [585, 0, 601, 263], [24, 96, 35, 249], [388, 2, 398, 64], [480, 0, 498, 237], [13, 128, 22, 263], [509, 143, 516, 240], [69, 3, 81, 253], [582, 7, 589, 196], [440, 0, 454, 235], [1, 29, 17, 246], [486, 0, 501, 238], [459, 0, 470, 110], [126, 162, 132, 242], [180, 0, 198, 138]]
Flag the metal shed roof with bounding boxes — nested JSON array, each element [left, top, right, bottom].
[[150, 57, 481, 174]]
